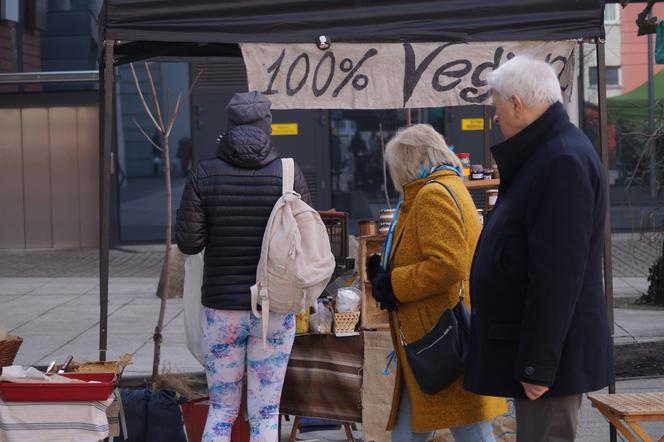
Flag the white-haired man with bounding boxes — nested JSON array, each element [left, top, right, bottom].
[[463, 56, 614, 441]]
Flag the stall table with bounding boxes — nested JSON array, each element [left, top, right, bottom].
[[588, 393, 664, 442]]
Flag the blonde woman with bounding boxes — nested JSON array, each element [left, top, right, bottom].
[[366, 124, 506, 442]]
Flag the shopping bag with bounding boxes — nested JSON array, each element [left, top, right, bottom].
[[183, 252, 204, 365]]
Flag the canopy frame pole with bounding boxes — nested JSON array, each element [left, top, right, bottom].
[[99, 39, 115, 362], [596, 38, 617, 442], [483, 105, 492, 165], [647, 17, 656, 200]]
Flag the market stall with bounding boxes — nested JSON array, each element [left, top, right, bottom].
[[97, 1, 612, 440]]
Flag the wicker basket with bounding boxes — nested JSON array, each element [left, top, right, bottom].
[[0, 336, 23, 367], [334, 311, 360, 333]]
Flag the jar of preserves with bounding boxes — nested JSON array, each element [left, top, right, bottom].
[[471, 165, 484, 180], [456, 153, 471, 180]]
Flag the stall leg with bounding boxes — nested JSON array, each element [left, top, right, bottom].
[[343, 422, 355, 441], [289, 416, 301, 442]]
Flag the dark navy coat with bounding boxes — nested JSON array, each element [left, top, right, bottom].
[[464, 102, 614, 399]]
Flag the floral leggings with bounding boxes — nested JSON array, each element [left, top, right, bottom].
[[201, 307, 295, 442]]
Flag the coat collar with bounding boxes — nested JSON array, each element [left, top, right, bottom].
[[491, 101, 571, 191], [402, 170, 457, 204]]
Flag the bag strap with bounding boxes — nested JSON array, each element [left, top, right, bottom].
[[281, 158, 295, 195], [425, 179, 467, 302]]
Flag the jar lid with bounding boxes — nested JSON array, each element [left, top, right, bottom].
[[456, 153, 471, 158]]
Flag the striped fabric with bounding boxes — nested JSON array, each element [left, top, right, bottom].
[[281, 334, 363, 423], [0, 394, 117, 442]]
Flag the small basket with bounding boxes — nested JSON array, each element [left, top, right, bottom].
[[334, 311, 360, 333], [0, 336, 23, 367]]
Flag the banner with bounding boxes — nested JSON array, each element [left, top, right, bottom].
[[241, 41, 576, 109]]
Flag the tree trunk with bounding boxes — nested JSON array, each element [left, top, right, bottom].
[[152, 134, 172, 386], [156, 246, 185, 298]]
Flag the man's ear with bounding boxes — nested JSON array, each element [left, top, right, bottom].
[[511, 95, 525, 117]]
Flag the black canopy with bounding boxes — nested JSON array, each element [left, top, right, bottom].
[[102, 0, 605, 63]]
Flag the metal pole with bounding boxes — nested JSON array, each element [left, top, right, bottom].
[[577, 42, 586, 133], [483, 105, 491, 165], [648, 21, 657, 200], [596, 39, 617, 442], [99, 40, 115, 362], [0, 70, 99, 84]]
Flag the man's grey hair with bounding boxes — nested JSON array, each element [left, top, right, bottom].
[[487, 56, 563, 107], [385, 124, 462, 192]]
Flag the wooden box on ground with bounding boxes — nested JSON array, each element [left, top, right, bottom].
[[358, 235, 390, 330]]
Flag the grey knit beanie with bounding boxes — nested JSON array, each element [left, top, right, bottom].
[[226, 91, 272, 135]]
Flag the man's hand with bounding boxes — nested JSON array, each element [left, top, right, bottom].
[[521, 382, 550, 400]]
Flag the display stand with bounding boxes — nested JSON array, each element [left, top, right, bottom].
[[588, 393, 664, 442]]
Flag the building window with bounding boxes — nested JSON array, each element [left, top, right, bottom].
[[604, 4, 620, 24], [589, 66, 621, 87]]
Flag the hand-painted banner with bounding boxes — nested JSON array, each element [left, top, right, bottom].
[[241, 41, 576, 110]]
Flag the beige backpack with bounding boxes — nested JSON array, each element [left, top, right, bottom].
[[250, 158, 335, 346]]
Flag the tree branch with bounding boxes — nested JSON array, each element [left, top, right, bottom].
[[144, 62, 165, 129], [165, 69, 203, 136], [129, 63, 162, 131], [133, 118, 164, 151]]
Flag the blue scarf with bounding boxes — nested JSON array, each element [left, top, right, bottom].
[[381, 163, 462, 270]]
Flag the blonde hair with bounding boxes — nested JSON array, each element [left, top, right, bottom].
[[385, 124, 462, 192]]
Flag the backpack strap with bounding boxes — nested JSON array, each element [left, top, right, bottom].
[[281, 158, 295, 194]]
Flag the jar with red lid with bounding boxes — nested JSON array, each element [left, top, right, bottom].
[[456, 153, 471, 180]]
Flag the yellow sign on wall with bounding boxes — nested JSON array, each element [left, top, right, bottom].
[[461, 118, 485, 131], [272, 123, 299, 136]]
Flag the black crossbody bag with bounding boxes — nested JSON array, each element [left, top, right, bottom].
[[388, 179, 471, 395]]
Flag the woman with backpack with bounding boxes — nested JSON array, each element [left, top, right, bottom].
[[176, 91, 311, 442], [366, 124, 506, 442]]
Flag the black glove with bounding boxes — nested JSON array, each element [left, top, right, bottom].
[[371, 275, 398, 312], [366, 254, 383, 281], [366, 254, 398, 311]]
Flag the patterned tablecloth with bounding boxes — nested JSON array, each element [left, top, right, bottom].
[[281, 333, 364, 423], [0, 393, 119, 442]]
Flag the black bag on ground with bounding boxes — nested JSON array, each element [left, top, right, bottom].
[[116, 389, 150, 442], [146, 389, 188, 442], [114, 388, 187, 442]]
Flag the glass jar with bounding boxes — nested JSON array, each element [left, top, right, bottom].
[[471, 165, 484, 180], [485, 189, 499, 209], [296, 308, 310, 334], [456, 153, 471, 180]]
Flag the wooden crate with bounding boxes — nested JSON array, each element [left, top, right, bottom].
[[359, 235, 390, 330]]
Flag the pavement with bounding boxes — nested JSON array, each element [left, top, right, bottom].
[[0, 232, 663, 441]]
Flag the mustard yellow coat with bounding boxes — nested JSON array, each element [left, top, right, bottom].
[[386, 170, 507, 432]]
